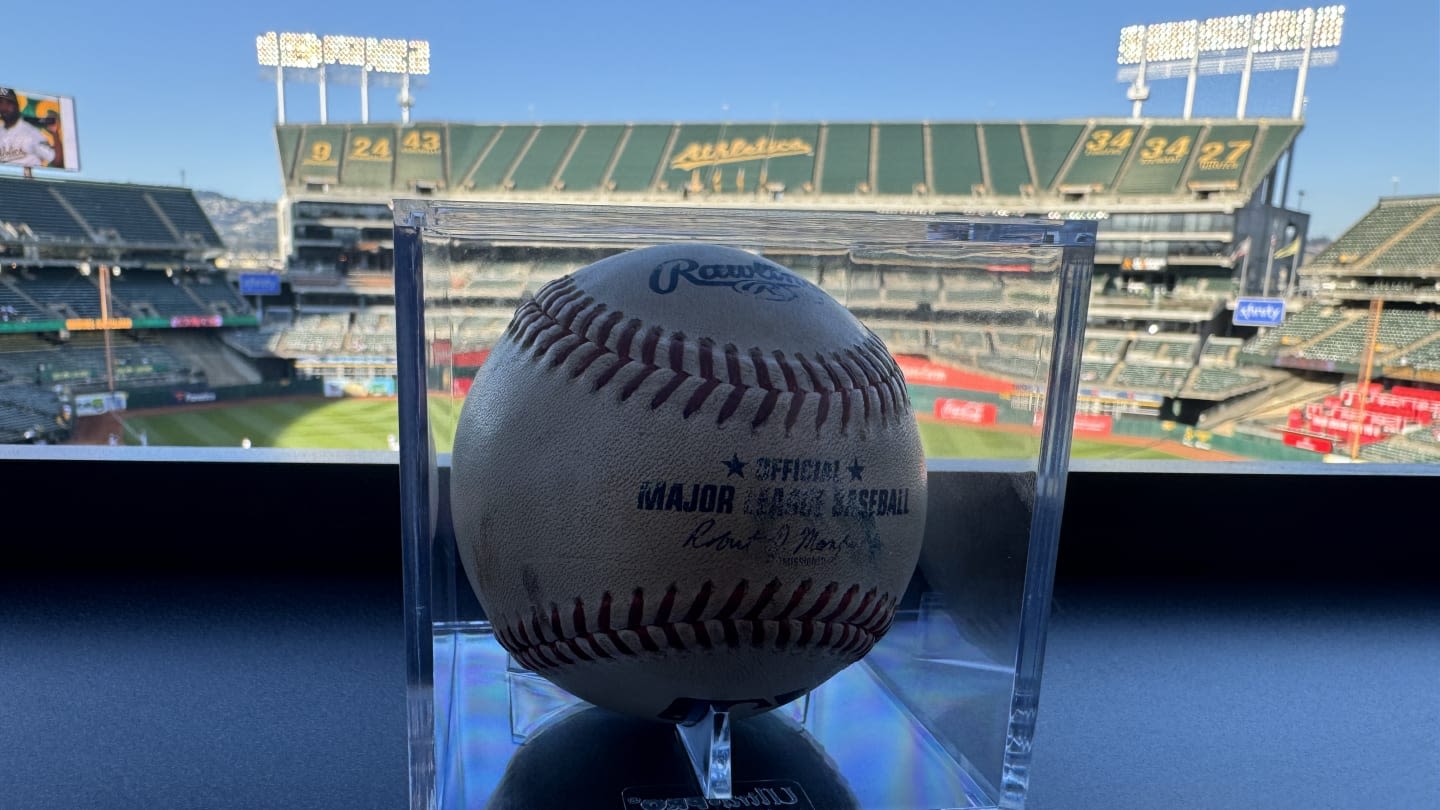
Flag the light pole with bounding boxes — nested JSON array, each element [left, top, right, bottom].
[[1116, 6, 1344, 120], [257, 32, 430, 124]]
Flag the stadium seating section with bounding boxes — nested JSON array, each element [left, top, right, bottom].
[[0, 333, 190, 392], [0, 175, 270, 443], [1307, 197, 1440, 275], [0, 330, 209, 442], [1241, 304, 1440, 372], [277, 119, 1301, 202], [1267, 385, 1440, 462], [6, 151, 1440, 461], [0, 361, 67, 443], [0, 267, 250, 322], [0, 176, 224, 248]]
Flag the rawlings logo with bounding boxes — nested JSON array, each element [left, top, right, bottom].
[[648, 258, 805, 302]]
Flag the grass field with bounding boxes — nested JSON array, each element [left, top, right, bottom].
[[113, 397, 1190, 460], [918, 421, 1183, 460]]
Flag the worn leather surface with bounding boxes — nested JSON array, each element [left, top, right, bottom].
[[451, 245, 927, 720]]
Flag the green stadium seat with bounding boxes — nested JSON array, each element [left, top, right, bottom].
[[17, 269, 107, 318], [1364, 207, 1440, 272], [1117, 125, 1202, 195], [1245, 123, 1302, 189], [1059, 123, 1140, 192], [393, 124, 448, 191], [1114, 362, 1185, 394], [1401, 335, 1440, 371], [1184, 367, 1268, 399], [929, 124, 983, 196], [468, 126, 537, 190], [295, 126, 344, 184], [1083, 334, 1129, 361], [1200, 336, 1243, 367], [660, 124, 724, 193], [150, 189, 223, 247], [607, 125, 671, 192], [819, 124, 871, 194], [875, 124, 925, 195], [1185, 124, 1258, 191], [447, 126, 500, 189], [56, 184, 175, 244], [1310, 199, 1436, 269], [557, 126, 625, 192], [276, 126, 303, 184], [760, 124, 821, 194], [1079, 362, 1114, 384], [340, 126, 397, 189], [983, 124, 1030, 197], [1024, 124, 1085, 191], [508, 126, 579, 191], [977, 355, 1044, 380], [1242, 306, 1347, 357], [0, 176, 91, 241]]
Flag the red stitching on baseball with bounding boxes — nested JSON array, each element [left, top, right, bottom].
[[503, 275, 909, 433], [497, 580, 896, 672]]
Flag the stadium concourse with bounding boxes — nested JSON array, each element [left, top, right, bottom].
[[2, 118, 1439, 462]]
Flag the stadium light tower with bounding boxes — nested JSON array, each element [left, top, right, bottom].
[[1117, 6, 1344, 119], [256, 32, 431, 124]]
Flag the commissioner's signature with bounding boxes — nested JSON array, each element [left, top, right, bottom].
[[680, 518, 753, 553], [678, 519, 863, 567]]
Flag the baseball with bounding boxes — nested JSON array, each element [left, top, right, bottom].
[[450, 244, 927, 722]]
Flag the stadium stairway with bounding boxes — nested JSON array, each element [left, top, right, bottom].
[[1204, 377, 1334, 433], [160, 332, 262, 387]]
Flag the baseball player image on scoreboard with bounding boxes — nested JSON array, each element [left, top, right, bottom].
[[0, 87, 64, 168]]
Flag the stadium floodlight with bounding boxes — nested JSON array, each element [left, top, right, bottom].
[[323, 35, 366, 67], [256, 32, 279, 66], [278, 32, 323, 68], [1198, 15, 1251, 52], [365, 37, 409, 73], [257, 32, 433, 124], [1116, 6, 1345, 119], [406, 41, 431, 75]]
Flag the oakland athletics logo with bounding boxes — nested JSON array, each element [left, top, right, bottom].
[[648, 257, 806, 302]]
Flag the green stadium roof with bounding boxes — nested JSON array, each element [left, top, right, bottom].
[[276, 118, 1302, 207]]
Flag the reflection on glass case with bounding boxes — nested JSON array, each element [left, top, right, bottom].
[[394, 201, 1095, 810]]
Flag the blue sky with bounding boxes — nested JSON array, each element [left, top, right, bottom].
[[4, 0, 1436, 237]]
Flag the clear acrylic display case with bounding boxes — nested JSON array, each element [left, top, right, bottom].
[[394, 200, 1095, 810]]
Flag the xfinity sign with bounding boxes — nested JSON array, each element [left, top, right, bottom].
[[1234, 297, 1286, 327]]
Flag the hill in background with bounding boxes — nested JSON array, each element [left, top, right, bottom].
[[196, 191, 278, 261]]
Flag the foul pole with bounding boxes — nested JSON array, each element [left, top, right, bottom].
[[1349, 297, 1384, 461]]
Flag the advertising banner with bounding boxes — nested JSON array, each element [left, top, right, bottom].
[[238, 273, 283, 296], [1283, 432, 1334, 453], [74, 391, 127, 416], [933, 398, 998, 425], [1233, 297, 1286, 327], [893, 355, 1015, 393]]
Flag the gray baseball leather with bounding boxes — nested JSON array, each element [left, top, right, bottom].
[[451, 244, 927, 721]]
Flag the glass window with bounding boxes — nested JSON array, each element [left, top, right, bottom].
[[0, 4, 1433, 472]]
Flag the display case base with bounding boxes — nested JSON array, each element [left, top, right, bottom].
[[436, 612, 1000, 809]]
